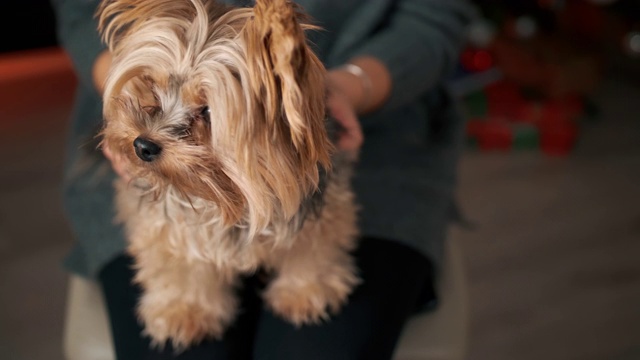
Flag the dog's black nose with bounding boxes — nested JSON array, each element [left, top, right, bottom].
[[133, 137, 162, 162]]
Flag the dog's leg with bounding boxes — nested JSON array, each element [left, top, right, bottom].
[[114, 182, 239, 350], [263, 175, 360, 326], [131, 244, 238, 350], [263, 232, 360, 326]]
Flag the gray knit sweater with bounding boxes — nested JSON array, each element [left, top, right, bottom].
[[51, 0, 477, 278]]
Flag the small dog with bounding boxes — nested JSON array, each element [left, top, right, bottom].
[[97, 0, 359, 349]]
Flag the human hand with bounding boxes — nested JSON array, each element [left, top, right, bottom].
[[327, 88, 363, 157], [93, 52, 132, 180], [327, 72, 364, 159], [93, 51, 112, 95], [102, 143, 132, 182], [326, 57, 391, 158]]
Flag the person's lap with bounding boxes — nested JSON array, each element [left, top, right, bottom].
[[99, 237, 435, 360]]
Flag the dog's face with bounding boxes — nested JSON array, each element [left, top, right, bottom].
[[98, 0, 332, 233]]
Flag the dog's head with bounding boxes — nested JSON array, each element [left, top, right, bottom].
[[97, 0, 332, 233]]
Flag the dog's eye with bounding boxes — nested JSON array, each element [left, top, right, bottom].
[[142, 105, 161, 117], [200, 106, 210, 123]]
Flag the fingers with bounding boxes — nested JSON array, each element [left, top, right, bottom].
[[327, 89, 363, 159], [102, 145, 132, 182], [93, 51, 113, 95]]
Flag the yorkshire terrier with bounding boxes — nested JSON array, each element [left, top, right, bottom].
[[97, 0, 359, 349]]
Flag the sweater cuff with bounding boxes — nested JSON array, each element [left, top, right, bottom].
[[349, 31, 450, 113]]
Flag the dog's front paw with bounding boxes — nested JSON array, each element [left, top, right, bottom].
[[138, 296, 237, 350], [263, 273, 359, 326]]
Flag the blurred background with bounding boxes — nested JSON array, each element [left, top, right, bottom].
[[0, 0, 639, 359]]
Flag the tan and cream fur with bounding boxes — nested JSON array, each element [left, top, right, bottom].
[[97, 0, 359, 350]]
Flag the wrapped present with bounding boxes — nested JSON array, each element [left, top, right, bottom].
[[462, 81, 585, 155]]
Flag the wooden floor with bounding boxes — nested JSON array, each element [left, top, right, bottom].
[[456, 76, 640, 360], [0, 51, 638, 359]]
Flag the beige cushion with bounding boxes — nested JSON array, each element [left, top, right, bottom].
[[393, 237, 469, 360], [63, 238, 467, 360], [63, 275, 115, 360]]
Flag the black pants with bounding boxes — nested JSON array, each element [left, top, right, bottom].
[[98, 237, 437, 360]]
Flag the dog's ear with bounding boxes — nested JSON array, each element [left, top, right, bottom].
[[242, 0, 332, 170], [97, 0, 146, 51]]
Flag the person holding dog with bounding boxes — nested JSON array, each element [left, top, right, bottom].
[[51, 0, 477, 359]]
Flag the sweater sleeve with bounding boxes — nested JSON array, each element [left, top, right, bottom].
[[50, 0, 106, 92], [346, 0, 478, 112]]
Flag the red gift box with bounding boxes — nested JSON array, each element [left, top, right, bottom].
[[539, 120, 579, 156], [475, 118, 514, 151]]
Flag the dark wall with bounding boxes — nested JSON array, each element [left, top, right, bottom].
[[4, 0, 639, 54], [1, 0, 59, 53]]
